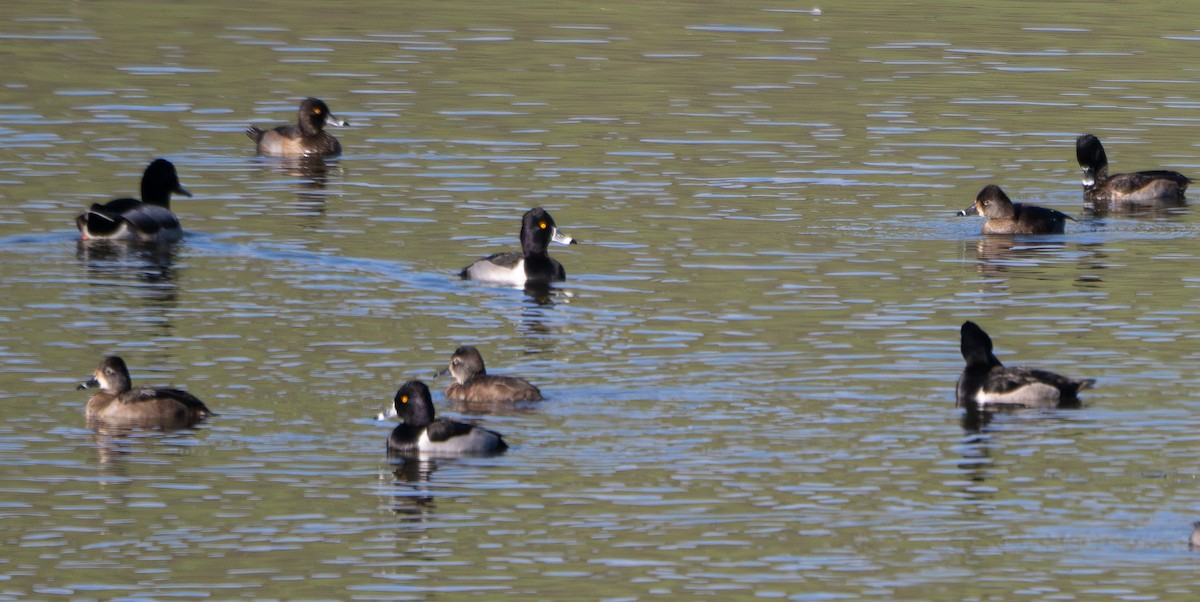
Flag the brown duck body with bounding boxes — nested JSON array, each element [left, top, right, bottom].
[[1083, 170, 1189, 205], [86, 386, 213, 426], [959, 184, 1071, 235], [440, 345, 544, 404], [446, 374, 544, 404], [79, 356, 213, 428]]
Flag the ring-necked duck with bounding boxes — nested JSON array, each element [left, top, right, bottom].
[[460, 207, 577, 285], [77, 356, 214, 426], [956, 321, 1095, 408], [957, 184, 1072, 234], [75, 159, 191, 242], [246, 97, 347, 157], [381, 381, 508, 455], [1075, 134, 1189, 204], [436, 345, 544, 404]]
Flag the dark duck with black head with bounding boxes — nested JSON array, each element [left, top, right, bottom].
[[956, 321, 1095, 409], [1075, 134, 1189, 205], [246, 97, 347, 157], [460, 207, 577, 285], [437, 345, 544, 404], [78, 356, 214, 427], [957, 184, 1072, 234], [382, 380, 508, 456], [75, 159, 191, 242]]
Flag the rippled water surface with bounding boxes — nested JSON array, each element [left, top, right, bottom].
[[4, 0, 1200, 598]]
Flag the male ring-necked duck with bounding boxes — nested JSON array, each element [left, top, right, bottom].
[[460, 207, 577, 285], [381, 381, 508, 455], [436, 345, 544, 404], [75, 159, 191, 242], [957, 184, 1073, 234], [78, 356, 214, 426], [956, 321, 1095, 409], [246, 97, 347, 157], [1075, 134, 1189, 204]]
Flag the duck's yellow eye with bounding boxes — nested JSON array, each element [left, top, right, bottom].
[[401, 395, 409, 404], [539, 221, 547, 230], [314, 108, 323, 114]]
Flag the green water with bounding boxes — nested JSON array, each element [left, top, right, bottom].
[[3, 0, 1200, 599]]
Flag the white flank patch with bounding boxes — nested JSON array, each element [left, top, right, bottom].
[[464, 258, 527, 286], [975, 383, 1061, 408]]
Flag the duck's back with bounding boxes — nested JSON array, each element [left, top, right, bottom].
[[388, 419, 508, 455], [959, 364, 1094, 408], [86, 386, 212, 425], [461, 251, 526, 283], [1091, 170, 1189, 204], [446, 374, 544, 404], [77, 198, 181, 241], [982, 203, 1067, 235]]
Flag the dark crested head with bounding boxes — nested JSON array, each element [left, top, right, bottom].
[[959, 184, 1014, 220], [448, 345, 487, 384], [959, 321, 999, 367], [1075, 134, 1106, 167], [1075, 134, 1107, 186], [78, 355, 133, 394], [299, 97, 346, 134], [393, 380, 436, 426], [140, 159, 191, 207], [519, 207, 576, 254]]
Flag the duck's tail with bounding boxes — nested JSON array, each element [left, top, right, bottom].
[[76, 208, 122, 240], [245, 125, 265, 143]]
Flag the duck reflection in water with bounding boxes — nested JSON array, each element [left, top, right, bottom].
[[76, 239, 181, 338], [970, 236, 1068, 278], [90, 426, 204, 468], [1083, 196, 1188, 218], [387, 456, 439, 514], [256, 155, 342, 220], [76, 238, 178, 288]]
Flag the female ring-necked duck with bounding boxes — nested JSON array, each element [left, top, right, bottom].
[[1075, 134, 1189, 204], [77, 356, 214, 426], [76, 159, 191, 242], [436, 345, 544, 404], [956, 321, 1095, 408], [957, 184, 1073, 234], [460, 207, 577, 285], [381, 381, 508, 455], [246, 97, 347, 157]]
